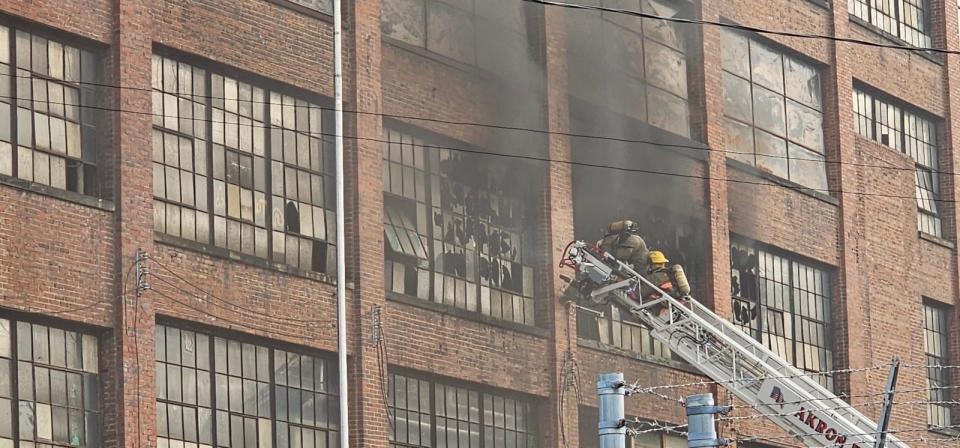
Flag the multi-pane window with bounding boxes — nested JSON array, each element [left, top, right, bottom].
[[730, 240, 834, 389], [380, 0, 542, 79], [155, 324, 339, 448], [388, 373, 538, 448], [0, 26, 101, 195], [0, 318, 102, 448], [922, 302, 951, 428], [852, 88, 942, 237], [280, 0, 333, 15], [576, 304, 671, 359], [849, 0, 931, 47], [566, 0, 690, 137], [383, 127, 536, 326], [152, 55, 337, 276], [721, 30, 827, 191]]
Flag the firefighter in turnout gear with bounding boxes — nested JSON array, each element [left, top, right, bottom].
[[642, 250, 693, 317], [597, 220, 649, 273]]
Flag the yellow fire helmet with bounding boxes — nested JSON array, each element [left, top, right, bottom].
[[649, 250, 669, 264]]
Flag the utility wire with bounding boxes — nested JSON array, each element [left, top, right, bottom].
[[151, 289, 308, 340], [150, 256, 322, 326], [10, 95, 960, 204], [4, 70, 939, 176], [628, 363, 889, 394], [521, 0, 958, 55], [150, 274, 317, 330]]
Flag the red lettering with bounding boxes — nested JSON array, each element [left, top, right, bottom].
[[852, 444, 862, 448], [835, 435, 847, 446], [815, 420, 828, 434], [794, 407, 806, 421], [825, 428, 837, 441], [805, 413, 818, 429]]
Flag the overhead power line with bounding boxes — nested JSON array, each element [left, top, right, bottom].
[[521, 0, 957, 55], [0, 71, 936, 176], [9, 95, 960, 204]]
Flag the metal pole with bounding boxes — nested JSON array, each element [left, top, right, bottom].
[[875, 357, 901, 448], [598, 373, 626, 448], [333, 0, 349, 445], [685, 394, 729, 448]]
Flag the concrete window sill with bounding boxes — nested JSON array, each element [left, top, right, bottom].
[[0, 173, 114, 212]]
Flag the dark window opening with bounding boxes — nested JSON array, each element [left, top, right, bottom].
[[382, 127, 537, 326], [730, 238, 835, 390]]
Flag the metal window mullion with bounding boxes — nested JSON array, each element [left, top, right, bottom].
[[207, 334, 219, 447], [745, 37, 759, 166], [429, 382, 437, 448], [268, 347, 277, 448], [423, 143, 437, 304], [9, 30, 17, 179], [10, 319, 19, 448], [203, 71, 216, 246]]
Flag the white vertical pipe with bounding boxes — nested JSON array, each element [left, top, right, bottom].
[[333, 0, 349, 445]]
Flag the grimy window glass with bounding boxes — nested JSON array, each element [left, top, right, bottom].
[[848, 0, 931, 47], [851, 88, 942, 237], [721, 29, 827, 191], [0, 27, 100, 195], [155, 324, 339, 448], [565, 0, 691, 138], [576, 304, 671, 360], [382, 128, 536, 326], [151, 55, 337, 276], [730, 240, 834, 390], [211, 75, 268, 258], [388, 374, 537, 447], [3, 318, 101, 448], [380, 0, 540, 80], [152, 56, 209, 243], [283, 0, 333, 15], [922, 302, 951, 428]]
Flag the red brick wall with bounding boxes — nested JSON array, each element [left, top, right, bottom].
[[0, 0, 958, 447]]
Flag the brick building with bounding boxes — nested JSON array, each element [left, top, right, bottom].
[[0, 0, 958, 447]]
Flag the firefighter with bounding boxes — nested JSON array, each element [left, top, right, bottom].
[[642, 250, 693, 317], [597, 220, 649, 273]]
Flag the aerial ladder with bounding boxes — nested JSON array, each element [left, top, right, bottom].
[[561, 240, 907, 448]]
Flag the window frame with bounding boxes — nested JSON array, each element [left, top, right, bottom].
[[387, 369, 539, 448], [922, 300, 952, 429], [564, 0, 694, 138], [851, 85, 943, 237], [720, 29, 828, 191], [848, 0, 932, 47], [265, 0, 334, 19], [0, 18, 105, 198], [0, 311, 104, 448], [729, 237, 836, 389], [152, 48, 338, 278], [155, 319, 340, 448], [382, 123, 539, 327]]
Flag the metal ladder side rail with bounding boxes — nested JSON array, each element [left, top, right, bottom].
[[686, 299, 889, 436], [573, 243, 906, 446], [611, 283, 902, 447]]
